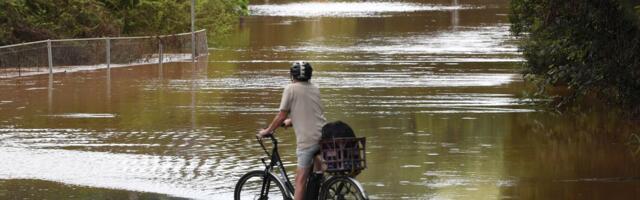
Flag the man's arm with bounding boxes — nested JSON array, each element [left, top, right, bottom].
[[258, 111, 288, 137]]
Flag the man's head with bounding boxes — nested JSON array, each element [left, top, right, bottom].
[[290, 61, 313, 82]]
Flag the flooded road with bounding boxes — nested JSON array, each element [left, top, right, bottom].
[[1, 0, 640, 199]]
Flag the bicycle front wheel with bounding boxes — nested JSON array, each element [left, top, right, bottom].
[[319, 176, 368, 200], [234, 170, 290, 200]]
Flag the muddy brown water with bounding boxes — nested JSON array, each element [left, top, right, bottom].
[[1, 0, 639, 199]]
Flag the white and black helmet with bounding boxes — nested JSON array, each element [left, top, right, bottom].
[[290, 61, 312, 81]]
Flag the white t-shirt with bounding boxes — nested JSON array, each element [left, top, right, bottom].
[[279, 81, 326, 150]]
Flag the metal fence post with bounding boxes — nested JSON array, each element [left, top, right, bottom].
[[159, 38, 163, 66], [47, 40, 53, 76], [204, 30, 208, 53], [106, 37, 110, 69], [159, 37, 164, 79], [191, 0, 196, 61], [47, 39, 53, 114], [106, 37, 111, 103]]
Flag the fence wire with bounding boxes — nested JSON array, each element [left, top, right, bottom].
[[0, 42, 49, 78], [0, 30, 207, 79]]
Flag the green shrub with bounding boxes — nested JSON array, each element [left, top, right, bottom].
[[0, 0, 247, 46], [0, 0, 120, 45], [510, 0, 640, 115]]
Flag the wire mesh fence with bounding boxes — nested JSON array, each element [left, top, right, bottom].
[[0, 30, 207, 79], [0, 41, 49, 77]]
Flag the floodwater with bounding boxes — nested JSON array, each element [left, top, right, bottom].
[[1, 0, 640, 199]]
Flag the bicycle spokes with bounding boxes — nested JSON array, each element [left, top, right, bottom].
[[326, 180, 361, 200], [236, 171, 287, 200]]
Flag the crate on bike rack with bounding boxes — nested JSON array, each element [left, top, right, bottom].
[[319, 137, 366, 175]]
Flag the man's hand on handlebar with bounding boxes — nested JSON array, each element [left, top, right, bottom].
[[257, 128, 273, 138], [282, 118, 292, 129]]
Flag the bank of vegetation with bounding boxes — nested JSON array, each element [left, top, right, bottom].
[[510, 0, 640, 116], [0, 0, 248, 46]]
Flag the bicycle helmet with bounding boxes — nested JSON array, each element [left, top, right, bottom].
[[290, 61, 313, 81]]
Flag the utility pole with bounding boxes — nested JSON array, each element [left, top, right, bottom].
[[191, 0, 196, 61]]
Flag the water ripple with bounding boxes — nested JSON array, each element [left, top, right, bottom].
[[167, 71, 518, 90], [0, 147, 229, 199], [0, 128, 276, 199], [274, 25, 518, 56], [250, 2, 479, 18]]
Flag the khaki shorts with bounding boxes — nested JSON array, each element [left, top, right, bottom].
[[296, 144, 320, 168]]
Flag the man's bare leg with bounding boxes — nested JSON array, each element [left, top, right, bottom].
[[294, 167, 311, 200], [313, 154, 324, 172]]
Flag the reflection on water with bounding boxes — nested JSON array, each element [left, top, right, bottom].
[[274, 25, 518, 55], [0, 125, 271, 199], [45, 113, 117, 118], [1, 147, 216, 199], [173, 70, 519, 90], [250, 2, 477, 17], [1, 0, 640, 199]]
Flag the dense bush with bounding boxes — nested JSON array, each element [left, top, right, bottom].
[[0, 0, 248, 46], [0, 0, 119, 45], [510, 0, 640, 115]]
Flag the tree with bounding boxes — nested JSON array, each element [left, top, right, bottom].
[[510, 0, 640, 115], [0, 0, 120, 45], [0, 0, 248, 46]]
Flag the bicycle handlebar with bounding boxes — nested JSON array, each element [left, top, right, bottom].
[[256, 131, 277, 157]]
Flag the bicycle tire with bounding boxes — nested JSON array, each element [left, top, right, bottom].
[[234, 170, 291, 200], [319, 176, 369, 200]]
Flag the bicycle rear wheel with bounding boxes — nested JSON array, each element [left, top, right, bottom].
[[234, 170, 290, 200], [319, 176, 368, 200]]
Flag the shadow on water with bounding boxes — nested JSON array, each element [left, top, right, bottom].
[[0, 179, 182, 200]]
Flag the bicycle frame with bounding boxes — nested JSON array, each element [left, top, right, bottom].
[[256, 135, 295, 199], [251, 135, 369, 200]]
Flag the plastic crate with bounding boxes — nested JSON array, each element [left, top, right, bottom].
[[320, 137, 366, 175]]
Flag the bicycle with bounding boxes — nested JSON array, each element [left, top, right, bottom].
[[234, 133, 369, 200]]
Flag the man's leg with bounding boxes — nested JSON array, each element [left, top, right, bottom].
[[313, 154, 324, 172], [295, 145, 321, 200], [294, 167, 311, 200]]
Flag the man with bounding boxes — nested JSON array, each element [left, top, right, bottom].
[[258, 61, 326, 200]]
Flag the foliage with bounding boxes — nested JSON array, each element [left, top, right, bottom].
[[0, 0, 120, 45], [197, 0, 248, 39], [113, 0, 191, 35], [510, 0, 640, 115], [0, 0, 248, 46]]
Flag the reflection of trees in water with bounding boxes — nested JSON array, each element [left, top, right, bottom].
[[0, 179, 171, 199], [501, 109, 640, 199]]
